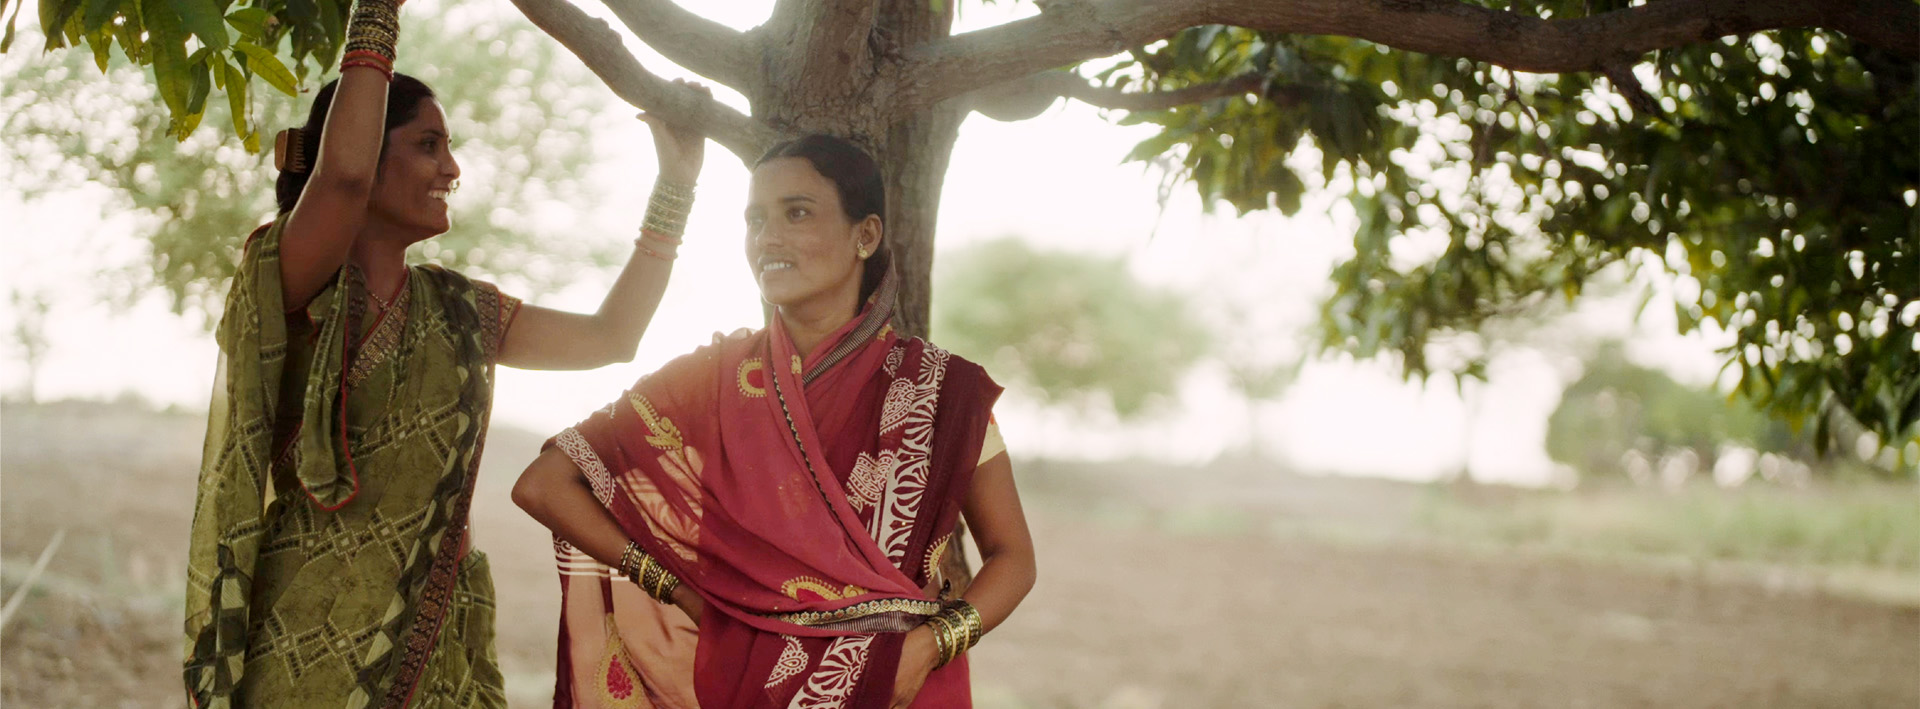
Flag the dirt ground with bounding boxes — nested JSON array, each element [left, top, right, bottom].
[[3, 401, 1916, 707]]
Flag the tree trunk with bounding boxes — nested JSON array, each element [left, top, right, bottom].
[[876, 110, 964, 340]]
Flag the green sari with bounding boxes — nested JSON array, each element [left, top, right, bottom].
[[185, 220, 516, 708]]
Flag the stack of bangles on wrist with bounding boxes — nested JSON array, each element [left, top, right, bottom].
[[924, 599, 984, 667], [619, 541, 681, 604], [340, 0, 399, 79], [636, 179, 695, 260]]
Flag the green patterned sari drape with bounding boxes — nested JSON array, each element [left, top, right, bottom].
[[185, 220, 516, 708]]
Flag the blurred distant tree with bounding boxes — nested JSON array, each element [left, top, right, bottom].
[[1214, 299, 1301, 460], [1545, 341, 1899, 481], [933, 237, 1207, 419], [8, 288, 54, 403], [13, 0, 1915, 446], [0, 0, 616, 321]]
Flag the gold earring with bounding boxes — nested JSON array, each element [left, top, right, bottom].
[[857, 245, 870, 260]]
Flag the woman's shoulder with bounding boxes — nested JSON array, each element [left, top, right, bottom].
[[645, 327, 763, 381], [409, 263, 472, 290], [902, 336, 993, 384]]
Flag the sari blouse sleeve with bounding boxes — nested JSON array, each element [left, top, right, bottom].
[[467, 278, 521, 364], [545, 339, 726, 576]]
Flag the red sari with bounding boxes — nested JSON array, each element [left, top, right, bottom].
[[545, 281, 1000, 708]]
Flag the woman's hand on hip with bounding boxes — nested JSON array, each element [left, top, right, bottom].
[[890, 625, 939, 708], [639, 79, 710, 185]]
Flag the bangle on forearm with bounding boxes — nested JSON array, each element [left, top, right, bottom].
[[340, 50, 394, 80], [926, 613, 958, 666], [636, 554, 681, 604], [927, 600, 982, 667], [618, 541, 646, 582], [341, 0, 400, 70], [634, 230, 681, 261], [642, 179, 695, 238]]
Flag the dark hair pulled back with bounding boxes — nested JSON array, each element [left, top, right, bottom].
[[756, 134, 890, 304], [274, 72, 437, 214]]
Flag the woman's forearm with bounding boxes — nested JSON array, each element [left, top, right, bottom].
[[512, 448, 632, 566], [513, 447, 705, 619], [587, 232, 676, 362], [958, 545, 1036, 635]]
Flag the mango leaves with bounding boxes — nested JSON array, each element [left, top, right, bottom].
[[1100, 1, 1918, 453], [18, 0, 341, 149]]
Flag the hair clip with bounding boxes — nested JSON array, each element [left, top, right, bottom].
[[274, 127, 309, 173]]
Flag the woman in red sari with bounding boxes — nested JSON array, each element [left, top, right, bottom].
[[514, 134, 1037, 708]]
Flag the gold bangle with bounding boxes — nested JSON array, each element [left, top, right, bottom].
[[618, 541, 645, 581], [925, 615, 957, 666], [655, 569, 680, 602], [633, 553, 679, 604], [952, 600, 984, 651], [642, 179, 695, 238], [942, 617, 967, 665]]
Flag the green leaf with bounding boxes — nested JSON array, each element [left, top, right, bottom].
[[111, 13, 142, 61], [224, 59, 257, 151], [38, 0, 82, 49], [79, 0, 115, 34], [222, 6, 268, 38], [188, 55, 212, 114], [0, 0, 19, 52], [176, 0, 228, 49], [314, 0, 343, 64], [83, 26, 111, 71], [142, 0, 192, 122], [234, 41, 298, 96]]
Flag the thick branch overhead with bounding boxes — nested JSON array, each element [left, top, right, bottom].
[[967, 70, 1270, 120], [890, 0, 1920, 115], [597, 0, 757, 91], [509, 0, 778, 162]]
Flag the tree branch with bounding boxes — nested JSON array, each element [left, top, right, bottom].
[[967, 69, 1273, 120], [511, 0, 778, 163], [887, 0, 1920, 116], [596, 0, 757, 91]]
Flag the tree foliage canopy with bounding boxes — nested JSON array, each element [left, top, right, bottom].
[[1100, 9, 1916, 450]]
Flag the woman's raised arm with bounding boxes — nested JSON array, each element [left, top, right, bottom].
[[497, 84, 710, 371], [278, 0, 401, 309]]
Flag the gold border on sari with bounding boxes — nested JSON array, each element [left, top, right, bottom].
[[757, 596, 942, 628]]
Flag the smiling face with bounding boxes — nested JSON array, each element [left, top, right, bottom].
[[367, 99, 460, 240], [745, 156, 881, 316]]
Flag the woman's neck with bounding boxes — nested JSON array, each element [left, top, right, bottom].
[[777, 289, 860, 358], [348, 228, 411, 297]]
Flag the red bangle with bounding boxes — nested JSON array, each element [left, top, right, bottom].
[[342, 49, 394, 64], [340, 58, 394, 81], [638, 228, 683, 245]]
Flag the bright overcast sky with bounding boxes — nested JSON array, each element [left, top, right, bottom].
[[0, 0, 1732, 485]]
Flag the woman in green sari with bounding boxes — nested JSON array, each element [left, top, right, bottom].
[[182, 0, 708, 704]]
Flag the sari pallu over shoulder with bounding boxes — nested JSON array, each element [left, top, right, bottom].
[[548, 298, 1000, 707], [185, 219, 514, 708]]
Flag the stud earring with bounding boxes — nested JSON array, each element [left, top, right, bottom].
[[857, 246, 870, 260]]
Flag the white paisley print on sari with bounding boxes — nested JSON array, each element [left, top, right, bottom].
[[865, 343, 950, 566], [785, 635, 875, 709], [765, 636, 810, 690]]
